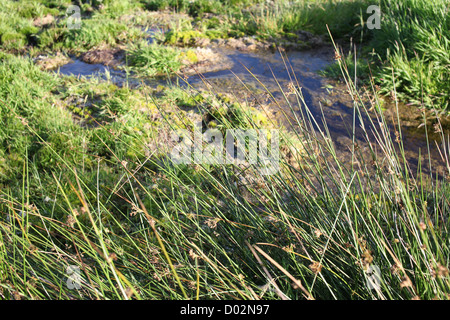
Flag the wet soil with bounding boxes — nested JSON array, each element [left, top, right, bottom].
[[80, 47, 125, 67]]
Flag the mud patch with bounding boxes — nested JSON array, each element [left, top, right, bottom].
[[212, 36, 271, 52], [80, 46, 125, 67], [33, 14, 55, 28], [181, 47, 233, 75], [272, 30, 327, 51]]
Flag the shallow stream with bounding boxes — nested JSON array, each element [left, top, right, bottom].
[[55, 41, 449, 177]]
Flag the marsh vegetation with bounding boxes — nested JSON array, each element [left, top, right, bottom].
[[0, 0, 449, 300]]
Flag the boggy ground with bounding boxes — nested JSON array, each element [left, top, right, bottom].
[[32, 6, 447, 180], [1, 0, 449, 301], [73, 50, 450, 180]]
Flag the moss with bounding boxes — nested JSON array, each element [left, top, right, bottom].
[[0, 152, 24, 182], [35, 131, 89, 169], [20, 25, 39, 37], [205, 29, 229, 40], [204, 16, 221, 29], [165, 29, 208, 46], [207, 120, 217, 129], [1, 32, 27, 49], [179, 49, 198, 63], [250, 107, 269, 127], [43, 7, 60, 16], [228, 30, 246, 38], [216, 93, 232, 104], [283, 32, 298, 40], [67, 104, 94, 123]]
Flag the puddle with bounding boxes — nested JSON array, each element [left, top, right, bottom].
[[56, 59, 130, 83], [55, 58, 161, 88]]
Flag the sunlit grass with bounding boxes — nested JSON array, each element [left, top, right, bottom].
[[0, 0, 449, 300]]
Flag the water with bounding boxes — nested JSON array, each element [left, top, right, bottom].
[[181, 48, 448, 176], [56, 59, 131, 86], [54, 45, 449, 177]]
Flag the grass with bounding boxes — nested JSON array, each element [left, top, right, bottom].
[[140, 0, 449, 111], [323, 0, 450, 111], [125, 41, 195, 77], [0, 0, 449, 300], [1, 43, 449, 300], [0, 0, 447, 110], [375, 0, 449, 110]]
